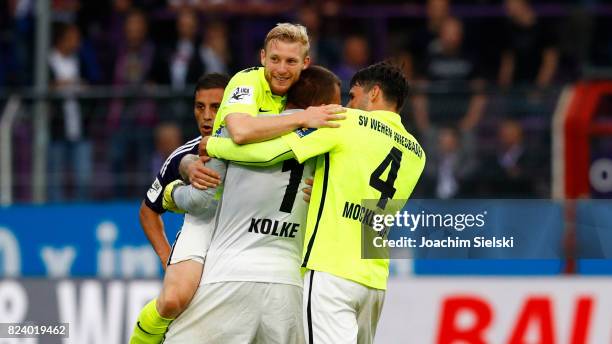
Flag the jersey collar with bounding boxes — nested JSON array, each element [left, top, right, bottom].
[[370, 110, 402, 124]]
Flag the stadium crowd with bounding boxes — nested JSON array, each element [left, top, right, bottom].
[[1, 0, 611, 202]]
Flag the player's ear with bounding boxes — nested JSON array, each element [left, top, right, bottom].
[[302, 55, 311, 69], [260, 49, 266, 66], [369, 84, 381, 102]]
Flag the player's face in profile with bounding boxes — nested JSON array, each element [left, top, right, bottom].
[[194, 87, 224, 136], [261, 40, 311, 96], [346, 84, 369, 110]]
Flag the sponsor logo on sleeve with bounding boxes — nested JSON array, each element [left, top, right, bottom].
[[147, 178, 163, 203], [228, 86, 254, 104], [214, 125, 225, 138], [295, 127, 317, 138]]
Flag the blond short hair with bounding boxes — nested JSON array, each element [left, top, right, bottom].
[[264, 23, 310, 56]]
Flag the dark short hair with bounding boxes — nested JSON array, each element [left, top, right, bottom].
[[349, 61, 409, 110], [287, 66, 341, 109], [194, 73, 230, 97]]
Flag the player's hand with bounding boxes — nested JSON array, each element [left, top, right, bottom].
[[187, 156, 221, 190], [298, 105, 346, 129], [163, 179, 186, 214], [302, 178, 314, 203], [199, 136, 210, 157]]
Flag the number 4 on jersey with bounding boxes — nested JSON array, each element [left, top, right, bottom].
[[370, 147, 403, 209]]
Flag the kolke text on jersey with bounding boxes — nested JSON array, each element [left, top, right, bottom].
[[248, 218, 299, 238]]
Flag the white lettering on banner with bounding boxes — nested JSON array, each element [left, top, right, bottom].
[[0, 227, 21, 276], [58, 280, 124, 344], [125, 281, 162, 343], [0, 280, 164, 344], [377, 278, 612, 344], [41, 246, 76, 277], [0, 281, 28, 322], [96, 222, 160, 278], [97, 222, 117, 278], [0, 281, 35, 344], [589, 158, 612, 193]]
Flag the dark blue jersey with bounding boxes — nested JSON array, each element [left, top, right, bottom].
[[144, 136, 201, 213]]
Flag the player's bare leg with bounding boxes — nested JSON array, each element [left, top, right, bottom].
[[129, 260, 204, 344], [158, 260, 203, 318]]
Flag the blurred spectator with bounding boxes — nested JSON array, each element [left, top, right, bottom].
[[150, 122, 182, 176], [412, 17, 486, 132], [421, 127, 478, 199], [411, 0, 451, 71], [335, 35, 370, 94], [198, 20, 230, 74], [107, 9, 159, 198], [0, 3, 8, 88], [482, 119, 536, 197], [110, 0, 134, 44], [5, 0, 34, 86], [296, 4, 340, 68], [498, 0, 559, 89], [47, 23, 93, 202], [153, 8, 203, 88]]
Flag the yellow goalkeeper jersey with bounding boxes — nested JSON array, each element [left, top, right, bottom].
[[213, 67, 286, 133], [207, 108, 426, 290]]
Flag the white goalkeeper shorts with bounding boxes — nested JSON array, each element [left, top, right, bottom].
[[164, 281, 304, 344], [166, 213, 214, 266], [303, 270, 385, 344]]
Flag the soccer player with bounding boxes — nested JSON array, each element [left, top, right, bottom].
[[202, 62, 426, 343], [210, 22, 344, 149], [129, 73, 229, 344], [162, 66, 342, 343]]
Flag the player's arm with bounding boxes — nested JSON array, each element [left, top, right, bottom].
[[216, 70, 345, 143], [206, 126, 341, 165], [225, 105, 345, 144], [164, 158, 227, 215], [206, 135, 296, 166], [142, 168, 178, 267], [139, 202, 171, 268]]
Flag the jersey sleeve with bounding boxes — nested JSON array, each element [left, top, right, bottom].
[[213, 69, 262, 131], [207, 136, 296, 166], [281, 127, 342, 163], [143, 138, 200, 213], [173, 158, 227, 216], [144, 158, 183, 214]]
